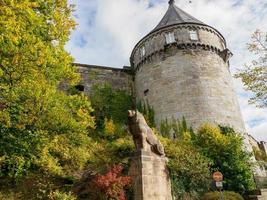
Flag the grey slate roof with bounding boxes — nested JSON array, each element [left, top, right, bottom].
[[151, 0, 206, 33]]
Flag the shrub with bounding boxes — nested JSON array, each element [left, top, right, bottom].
[[48, 191, 77, 200], [160, 117, 194, 139], [160, 136, 211, 199], [201, 191, 244, 200], [90, 164, 131, 200], [137, 101, 155, 127], [87, 133, 134, 175], [103, 118, 116, 138], [194, 124, 256, 192], [0, 192, 16, 200]]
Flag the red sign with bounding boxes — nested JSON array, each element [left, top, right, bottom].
[[213, 171, 223, 182]]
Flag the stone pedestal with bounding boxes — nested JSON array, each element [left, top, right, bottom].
[[129, 150, 172, 200]]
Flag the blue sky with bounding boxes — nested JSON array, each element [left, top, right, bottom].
[[66, 0, 267, 141]]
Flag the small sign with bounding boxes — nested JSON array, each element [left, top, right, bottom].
[[215, 181, 223, 188], [213, 171, 223, 182]]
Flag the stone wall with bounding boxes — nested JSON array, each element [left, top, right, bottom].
[[131, 22, 242, 133], [131, 24, 227, 69], [135, 47, 245, 133], [74, 63, 133, 96]]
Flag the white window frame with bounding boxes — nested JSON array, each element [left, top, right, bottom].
[[140, 46, 146, 58], [189, 30, 199, 41], [165, 32, 175, 44]]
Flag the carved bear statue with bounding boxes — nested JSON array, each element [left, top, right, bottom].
[[128, 110, 165, 156]]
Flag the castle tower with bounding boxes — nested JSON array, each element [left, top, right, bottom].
[[130, 0, 246, 133]]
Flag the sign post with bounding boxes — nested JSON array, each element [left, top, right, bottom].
[[213, 171, 224, 200]]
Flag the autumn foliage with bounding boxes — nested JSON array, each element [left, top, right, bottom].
[[92, 164, 131, 200]]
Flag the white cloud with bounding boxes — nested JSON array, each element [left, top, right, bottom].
[[66, 0, 166, 67], [66, 0, 267, 141]]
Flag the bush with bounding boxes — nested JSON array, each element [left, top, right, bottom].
[[48, 191, 77, 200], [160, 136, 211, 199], [194, 124, 256, 192], [160, 117, 193, 139], [87, 164, 131, 200], [0, 192, 16, 200], [201, 191, 244, 200], [137, 101, 155, 127]]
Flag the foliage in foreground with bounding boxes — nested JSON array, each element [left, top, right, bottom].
[[201, 191, 244, 200], [48, 191, 77, 200], [235, 29, 267, 107], [194, 124, 256, 192], [73, 86, 134, 200], [87, 164, 131, 200], [0, 0, 95, 181], [159, 136, 211, 199], [88, 84, 134, 169], [159, 119, 255, 198]]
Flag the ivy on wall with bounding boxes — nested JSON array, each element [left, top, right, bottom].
[[90, 83, 132, 129]]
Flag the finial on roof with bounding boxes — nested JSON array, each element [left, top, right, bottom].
[[169, 0, 175, 5]]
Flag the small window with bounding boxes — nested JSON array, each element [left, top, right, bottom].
[[165, 32, 175, 44], [189, 30, 199, 41], [144, 89, 149, 96], [140, 46, 146, 58], [75, 85, 85, 92]]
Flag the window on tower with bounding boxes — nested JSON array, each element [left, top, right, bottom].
[[165, 32, 175, 44], [189, 30, 199, 41], [140, 46, 146, 58]]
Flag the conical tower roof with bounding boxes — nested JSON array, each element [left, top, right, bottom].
[[130, 0, 226, 65], [151, 0, 206, 33]]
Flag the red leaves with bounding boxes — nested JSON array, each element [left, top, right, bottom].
[[93, 164, 131, 200]]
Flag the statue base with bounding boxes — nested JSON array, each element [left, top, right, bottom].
[[129, 150, 172, 200]]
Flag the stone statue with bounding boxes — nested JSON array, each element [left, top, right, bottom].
[[128, 110, 165, 156]]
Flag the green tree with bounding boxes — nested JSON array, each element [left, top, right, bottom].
[[194, 124, 255, 192], [235, 30, 267, 107], [0, 0, 95, 181], [137, 101, 155, 127], [160, 136, 211, 199], [160, 117, 193, 139]]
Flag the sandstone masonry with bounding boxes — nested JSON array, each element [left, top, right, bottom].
[[74, 63, 133, 96]]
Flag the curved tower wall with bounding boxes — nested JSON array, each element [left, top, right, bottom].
[[132, 24, 246, 132]]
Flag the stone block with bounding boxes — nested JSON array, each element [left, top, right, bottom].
[[129, 151, 172, 200]]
